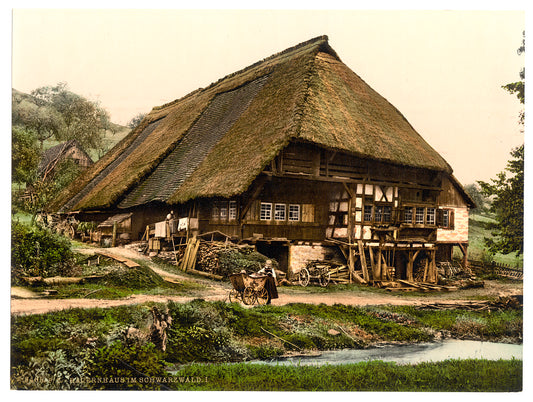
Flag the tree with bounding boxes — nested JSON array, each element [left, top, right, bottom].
[[464, 183, 486, 211], [502, 31, 525, 124], [477, 33, 524, 256], [31, 83, 109, 152], [11, 126, 40, 187], [12, 100, 65, 149], [127, 112, 146, 129], [478, 145, 523, 256]]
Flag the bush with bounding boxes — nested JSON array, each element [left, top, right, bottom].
[[11, 349, 87, 390], [84, 342, 169, 390], [11, 220, 76, 284]]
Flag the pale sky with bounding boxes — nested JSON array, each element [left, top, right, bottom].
[[10, 7, 526, 186]]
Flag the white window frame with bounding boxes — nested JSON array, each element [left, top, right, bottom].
[[228, 201, 237, 221], [382, 205, 392, 223], [426, 207, 436, 225], [288, 204, 300, 222], [260, 202, 272, 221], [211, 204, 220, 220], [415, 207, 425, 224], [442, 209, 450, 228], [274, 203, 286, 221], [363, 204, 373, 222]]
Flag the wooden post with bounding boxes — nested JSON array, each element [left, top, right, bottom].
[[423, 256, 429, 282], [358, 240, 369, 282], [458, 243, 469, 269], [376, 247, 382, 281], [348, 245, 355, 283], [407, 250, 414, 282], [347, 196, 354, 283], [381, 253, 390, 280], [431, 250, 438, 283], [369, 246, 376, 281], [112, 222, 117, 247]]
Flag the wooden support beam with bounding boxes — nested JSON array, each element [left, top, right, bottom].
[[423, 257, 429, 282], [369, 246, 378, 281], [407, 250, 414, 282], [358, 240, 369, 282], [343, 182, 356, 199], [239, 176, 267, 221], [348, 246, 355, 284], [430, 250, 438, 283], [457, 243, 469, 268], [376, 247, 382, 281], [381, 253, 391, 280]]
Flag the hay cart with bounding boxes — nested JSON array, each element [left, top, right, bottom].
[[228, 272, 269, 305], [298, 260, 331, 287]]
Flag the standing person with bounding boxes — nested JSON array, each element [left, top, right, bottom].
[[258, 260, 278, 304]]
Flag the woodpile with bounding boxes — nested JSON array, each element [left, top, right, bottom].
[[418, 296, 522, 311], [150, 237, 263, 280], [381, 279, 459, 292], [328, 264, 351, 283]]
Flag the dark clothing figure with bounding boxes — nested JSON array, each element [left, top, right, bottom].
[[264, 276, 278, 302], [258, 260, 278, 304]]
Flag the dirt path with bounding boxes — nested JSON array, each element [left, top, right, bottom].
[[11, 246, 523, 316]]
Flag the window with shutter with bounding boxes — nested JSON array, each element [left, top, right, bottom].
[[302, 204, 315, 223]]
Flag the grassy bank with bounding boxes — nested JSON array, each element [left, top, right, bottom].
[[11, 300, 522, 390], [467, 213, 523, 268], [168, 359, 522, 391]]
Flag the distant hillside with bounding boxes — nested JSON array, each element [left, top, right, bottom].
[[12, 88, 131, 161]]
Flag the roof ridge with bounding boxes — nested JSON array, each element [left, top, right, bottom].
[[152, 35, 330, 113]]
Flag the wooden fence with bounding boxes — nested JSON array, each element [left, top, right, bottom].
[[468, 259, 523, 280]]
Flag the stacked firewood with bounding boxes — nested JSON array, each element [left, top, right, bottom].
[[328, 264, 350, 283], [195, 241, 259, 276], [195, 241, 225, 273]]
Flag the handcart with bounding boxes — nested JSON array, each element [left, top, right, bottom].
[[298, 260, 331, 287], [228, 272, 269, 305]]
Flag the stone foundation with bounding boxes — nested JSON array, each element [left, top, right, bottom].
[[288, 243, 343, 278]]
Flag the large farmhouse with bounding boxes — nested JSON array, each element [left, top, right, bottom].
[[50, 36, 474, 283]]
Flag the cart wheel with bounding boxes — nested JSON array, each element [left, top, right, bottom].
[[298, 268, 310, 287], [228, 289, 240, 303], [242, 287, 256, 305], [255, 288, 269, 305], [319, 271, 331, 287]]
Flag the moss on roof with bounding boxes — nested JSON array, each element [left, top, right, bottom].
[[52, 35, 454, 212]]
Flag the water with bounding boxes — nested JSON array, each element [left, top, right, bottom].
[[256, 340, 522, 366]]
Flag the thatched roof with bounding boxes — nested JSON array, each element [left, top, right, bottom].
[[51, 35, 453, 212], [38, 139, 92, 177]]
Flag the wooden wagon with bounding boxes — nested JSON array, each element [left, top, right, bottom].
[[228, 272, 269, 305]]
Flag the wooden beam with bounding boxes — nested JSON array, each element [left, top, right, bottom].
[[369, 246, 377, 281], [381, 253, 391, 280], [376, 247, 382, 281], [407, 250, 414, 282], [263, 171, 443, 191], [343, 182, 355, 199], [239, 176, 267, 221], [348, 245, 355, 284], [358, 240, 369, 282]]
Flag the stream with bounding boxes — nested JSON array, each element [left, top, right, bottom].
[[254, 340, 522, 366]]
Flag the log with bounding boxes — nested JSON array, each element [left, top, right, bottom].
[[187, 269, 224, 281]]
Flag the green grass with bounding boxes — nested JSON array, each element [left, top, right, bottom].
[[168, 359, 522, 391], [466, 213, 523, 268], [10, 301, 523, 390], [380, 305, 523, 341]]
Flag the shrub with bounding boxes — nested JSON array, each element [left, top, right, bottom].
[[11, 220, 76, 284], [11, 349, 86, 390], [84, 342, 169, 390]]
